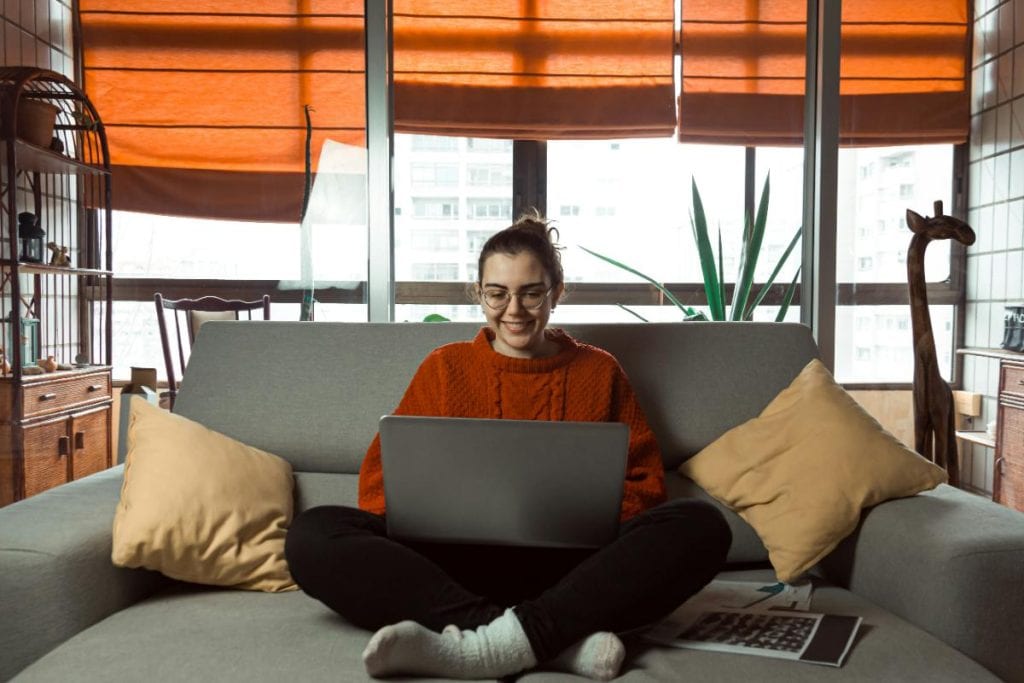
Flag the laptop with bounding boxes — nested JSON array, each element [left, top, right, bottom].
[[378, 415, 629, 549]]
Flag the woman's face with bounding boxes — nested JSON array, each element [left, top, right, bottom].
[[479, 251, 563, 359]]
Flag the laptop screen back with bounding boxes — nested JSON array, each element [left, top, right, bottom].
[[379, 415, 629, 549]]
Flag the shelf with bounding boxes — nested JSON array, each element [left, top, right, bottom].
[[957, 347, 1024, 362], [0, 260, 112, 276], [0, 139, 108, 175], [0, 365, 112, 384], [955, 429, 996, 449]]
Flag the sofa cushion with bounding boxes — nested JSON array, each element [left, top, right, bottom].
[[11, 570, 998, 682], [112, 399, 296, 592], [679, 359, 947, 584]]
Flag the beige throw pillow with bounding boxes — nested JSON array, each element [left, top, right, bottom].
[[112, 398, 297, 592], [679, 358, 947, 584]]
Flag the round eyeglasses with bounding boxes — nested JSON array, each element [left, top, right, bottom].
[[479, 287, 552, 311]]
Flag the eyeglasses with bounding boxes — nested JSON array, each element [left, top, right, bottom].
[[479, 287, 552, 311]]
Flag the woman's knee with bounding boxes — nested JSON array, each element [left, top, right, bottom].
[[285, 505, 384, 576], [642, 499, 733, 564]]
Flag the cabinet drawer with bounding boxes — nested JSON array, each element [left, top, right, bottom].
[[1001, 363, 1024, 401], [22, 373, 112, 419]]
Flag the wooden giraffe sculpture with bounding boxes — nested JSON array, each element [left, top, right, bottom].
[[906, 200, 975, 487]]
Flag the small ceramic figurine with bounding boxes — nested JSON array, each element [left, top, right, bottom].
[[47, 242, 71, 267], [37, 355, 58, 372]]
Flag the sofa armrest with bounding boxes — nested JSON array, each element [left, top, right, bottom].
[[818, 484, 1024, 683], [0, 466, 168, 681]]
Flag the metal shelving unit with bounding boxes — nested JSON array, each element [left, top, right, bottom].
[[0, 67, 113, 505]]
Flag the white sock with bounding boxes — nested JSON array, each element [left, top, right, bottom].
[[548, 632, 626, 681], [362, 608, 538, 679]]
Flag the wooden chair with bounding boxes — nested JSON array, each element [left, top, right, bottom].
[[155, 294, 271, 409]]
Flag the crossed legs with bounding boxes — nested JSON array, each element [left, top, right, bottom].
[[285, 499, 731, 679]]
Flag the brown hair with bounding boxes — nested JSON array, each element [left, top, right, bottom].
[[476, 210, 564, 291]]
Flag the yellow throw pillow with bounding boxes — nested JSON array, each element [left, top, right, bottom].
[[679, 358, 947, 584], [112, 398, 297, 592]]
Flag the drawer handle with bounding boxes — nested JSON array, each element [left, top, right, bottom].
[[58, 436, 70, 456], [39, 393, 57, 401], [74, 431, 85, 450], [87, 384, 103, 392]]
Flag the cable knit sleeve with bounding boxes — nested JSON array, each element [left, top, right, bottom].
[[358, 350, 449, 515], [611, 365, 667, 520]]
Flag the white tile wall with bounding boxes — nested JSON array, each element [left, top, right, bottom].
[[1, 0, 74, 77], [965, 0, 1024, 495]]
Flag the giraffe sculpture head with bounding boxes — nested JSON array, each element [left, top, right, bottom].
[[906, 200, 976, 246]]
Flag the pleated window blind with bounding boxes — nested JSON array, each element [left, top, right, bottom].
[[392, 0, 677, 139], [678, 0, 970, 146], [79, 1, 366, 221], [78, 1, 968, 220]]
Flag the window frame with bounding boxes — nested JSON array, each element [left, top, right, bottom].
[[108, 3, 971, 390]]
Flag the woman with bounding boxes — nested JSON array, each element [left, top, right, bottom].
[[285, 213, 731, 681]]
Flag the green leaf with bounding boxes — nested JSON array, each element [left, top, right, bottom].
[[579, 246, 691, 316], [748, 224, 802, 318], [691, 178, 725, 320], [732, 173, 771, 321], [422, 313, 450, 322], [717, 230, 726, 322], [616, 303, 649, 322], [775, 266, 801, 322]]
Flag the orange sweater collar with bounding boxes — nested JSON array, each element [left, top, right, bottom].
[[473, 327, 579, 373]]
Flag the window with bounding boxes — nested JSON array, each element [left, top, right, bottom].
[[411, 163, 459, 187], [467, 230, 493, 252], [595, 206, 616, 217], [394, 135, 513, 285], [858, 256, 874, 271], [467, 164, 512, 187], [467, 198, 512, 220], [467, 139, 512, 153], [899, 183, 914, 199], [412, 198, 459, 219], [411, 263, 460, 280], [559, 205, 580, 217], [883, 152, 913, 169], [410, 229, 460, 251], [412, 135, 459, 152]]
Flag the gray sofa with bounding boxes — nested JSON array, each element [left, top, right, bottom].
[[2, 321, 1022, 682]]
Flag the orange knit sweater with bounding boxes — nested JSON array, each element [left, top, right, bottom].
[[359, 327, 666, 521]]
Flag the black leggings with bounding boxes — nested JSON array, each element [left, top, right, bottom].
[[285, 498, 731, 662]]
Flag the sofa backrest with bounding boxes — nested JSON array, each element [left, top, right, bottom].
[[174, 321, 819, 473]]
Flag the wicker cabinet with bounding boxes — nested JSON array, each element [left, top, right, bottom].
[[0, 67, 113, 506], [995, 359, 1024, 511]]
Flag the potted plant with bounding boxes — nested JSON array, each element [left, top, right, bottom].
[[582, 175, 801, 322]]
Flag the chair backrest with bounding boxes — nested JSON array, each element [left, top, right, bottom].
[[154, 294, 271, 409]]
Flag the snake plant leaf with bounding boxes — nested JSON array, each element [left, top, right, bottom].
[[747, 224, 802, 318], [691, 178, 725, 320], [731, 174, 771, 321], [579, 246, 694, 317], [775, 266, 801, 322], [717, 230, 726, 321], [616, 303, 649, 322]]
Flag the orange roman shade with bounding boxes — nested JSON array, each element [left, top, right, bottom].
[[392, 0, 677, 140], [678, 0, 970, 146], [78, 1, 366, 221]]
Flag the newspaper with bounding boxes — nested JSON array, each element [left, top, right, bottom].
[[645, 580, 861, 668]]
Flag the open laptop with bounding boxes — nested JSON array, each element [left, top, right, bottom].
[[378, 415, 629, 549]]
